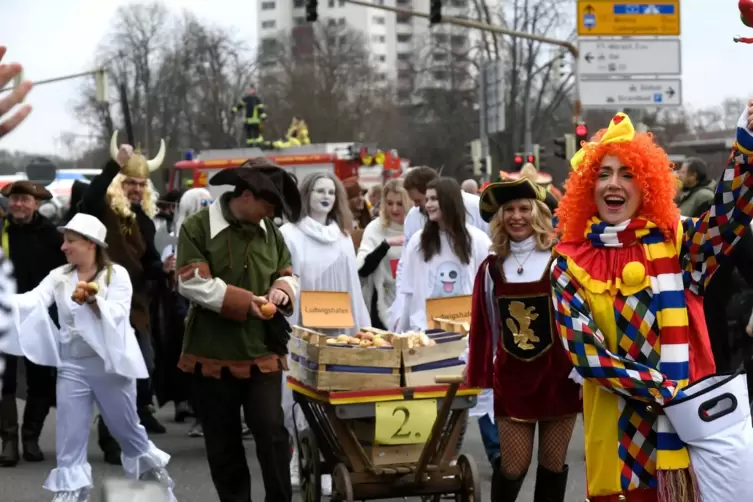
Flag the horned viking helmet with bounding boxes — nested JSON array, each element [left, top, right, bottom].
[[110, 131, 166, 179]]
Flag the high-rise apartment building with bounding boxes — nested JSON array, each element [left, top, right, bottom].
[[257, 0, 497, 100]]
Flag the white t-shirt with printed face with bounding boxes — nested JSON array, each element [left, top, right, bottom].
[[400, 226, 491, 331]]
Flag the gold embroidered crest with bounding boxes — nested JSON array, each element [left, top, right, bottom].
[[506, 301, 540, 350]]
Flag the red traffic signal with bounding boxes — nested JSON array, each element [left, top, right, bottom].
[[527, 155, 535, 163], [514, 155, 523, 164], [575, 124, 588, 137]]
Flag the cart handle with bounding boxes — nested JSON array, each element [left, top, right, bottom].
[[434, 375, 465, 385]]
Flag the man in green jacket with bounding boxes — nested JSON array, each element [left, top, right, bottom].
[[176, 158, 301, 502]]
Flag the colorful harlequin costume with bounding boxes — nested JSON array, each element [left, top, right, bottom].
[[468, 178, 580, 502], [551, 109, 753, 502]]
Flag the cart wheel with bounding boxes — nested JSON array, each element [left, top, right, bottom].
[[299, 429, 322, 502], [332, 463, 354, 502], [456, 454, 480, 502]]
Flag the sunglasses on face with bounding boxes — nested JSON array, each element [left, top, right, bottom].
[[201, 199, 213, 207]]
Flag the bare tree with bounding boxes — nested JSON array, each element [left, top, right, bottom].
[[467, 0, 576, 178], [257, 22, 389, 143], [385, 0, 574, 179], [71, 2, 255, 166], [384, 24, 481, 178]]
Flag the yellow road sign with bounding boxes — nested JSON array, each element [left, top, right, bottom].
[[577, 0, 680, 36]]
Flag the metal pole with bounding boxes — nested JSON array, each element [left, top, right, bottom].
[[0, 69, 102, 93], [523, 97, 533, 153], [343, 0, 582, 122]]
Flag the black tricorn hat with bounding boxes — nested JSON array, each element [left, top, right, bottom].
[[479, 178, 556, 223], [210, 158, 301, 222]]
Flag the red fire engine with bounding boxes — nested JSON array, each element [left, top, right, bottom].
[[168, 143, 405, 193]]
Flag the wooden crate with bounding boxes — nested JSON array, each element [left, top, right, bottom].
[[395, 329, 467, 388], [429, 318, 470, 335], [288, 326, 401, 391]]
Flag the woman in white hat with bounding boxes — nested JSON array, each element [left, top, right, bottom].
[[0, 213, 176, 502]]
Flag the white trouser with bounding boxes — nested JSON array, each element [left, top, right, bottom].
[[44, 347, 175, 500], [282, 369, 332, 493], [281, 369, 308, 438]]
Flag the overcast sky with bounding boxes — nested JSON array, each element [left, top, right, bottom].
[[0, 0, 747, 156]]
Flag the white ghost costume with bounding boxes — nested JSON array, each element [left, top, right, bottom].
[[0, 255, 176, 501], [278, 176, 371, 494]]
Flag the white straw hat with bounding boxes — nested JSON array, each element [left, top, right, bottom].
[[58, 213, 108, 248]]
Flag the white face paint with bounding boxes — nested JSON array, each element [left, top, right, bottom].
[[308, 177, 337, 220]]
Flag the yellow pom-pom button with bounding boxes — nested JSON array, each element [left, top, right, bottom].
[[621, 261, 645, 287]]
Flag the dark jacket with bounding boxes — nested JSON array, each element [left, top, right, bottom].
[[5, 213, 66, 294], [4, 212, 67, 327], [704, 224, 753, 371], [80, 160, 164, 331]]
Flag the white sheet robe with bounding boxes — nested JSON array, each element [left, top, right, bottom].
[[279, 216, 371, 443], [280, 216, 371, 334], [0, 264, 176, 501]]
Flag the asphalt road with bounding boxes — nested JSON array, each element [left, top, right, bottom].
[[0, 400, 588, 501]]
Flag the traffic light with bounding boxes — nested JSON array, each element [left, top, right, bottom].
[[575, 122, 589, 153], [513, 153, 525, 171], [430, 0, 442, 25], [305, 0, 318, 22], [554, 134, 576, 160], [95, 68, 108, 103], [554, 138, 565, 159], [512, 149, 539, 171]]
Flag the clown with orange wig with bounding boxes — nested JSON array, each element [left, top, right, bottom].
[[551, 102, 753, 502]]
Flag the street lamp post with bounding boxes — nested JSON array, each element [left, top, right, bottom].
[[0, 68, 109, 102]]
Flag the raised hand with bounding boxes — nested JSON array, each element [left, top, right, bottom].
[[0, 47, 32, 139]]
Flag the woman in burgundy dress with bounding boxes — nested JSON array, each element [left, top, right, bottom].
[[467, 178, 580, 502]]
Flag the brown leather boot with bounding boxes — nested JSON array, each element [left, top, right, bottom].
[[0, 398, 19, 467]]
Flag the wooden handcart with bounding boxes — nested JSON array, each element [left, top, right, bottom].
[[288, 375, 482, 501]]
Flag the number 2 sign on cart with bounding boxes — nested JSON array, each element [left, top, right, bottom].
[[374, 400, 438, 445]]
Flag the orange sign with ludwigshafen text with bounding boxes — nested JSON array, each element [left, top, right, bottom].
[[300, 291, 355, 329], [425, 295, 472, 324]]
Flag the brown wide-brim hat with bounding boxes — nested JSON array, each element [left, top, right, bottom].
[[1, 180, 53, 200], [210, 158, 302, 221]]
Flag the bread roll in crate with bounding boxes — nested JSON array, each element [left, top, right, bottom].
[[391, 326, 468, 388], [288, 326, 402, 391]]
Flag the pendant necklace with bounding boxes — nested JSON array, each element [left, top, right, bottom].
[[511, 248, 535, 275]]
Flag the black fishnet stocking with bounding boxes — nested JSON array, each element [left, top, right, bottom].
[[537, 417, 576, 472], [497, 419, 535, 479]]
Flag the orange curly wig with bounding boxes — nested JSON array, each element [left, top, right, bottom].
[[556, 128, 679, 242]]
